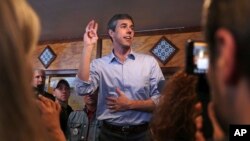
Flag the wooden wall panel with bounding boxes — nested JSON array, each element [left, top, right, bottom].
[[102, 31, 203, 68], [32, 31, 202, 70], [32, 41, 97, 70]]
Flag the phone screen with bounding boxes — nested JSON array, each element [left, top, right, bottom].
[[193, 42, 209, 74]]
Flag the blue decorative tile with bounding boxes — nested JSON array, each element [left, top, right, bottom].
[[151, 37, 178, 65], [39, 45, 56, 68]]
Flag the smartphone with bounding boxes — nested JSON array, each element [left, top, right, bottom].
[[185, 40, 209, 74], [185, 39, 213, 139], [197, 75, 213, 139]]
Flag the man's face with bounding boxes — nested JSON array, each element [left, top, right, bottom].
[[203, 0, 230, 133], [83, 92, 98, 106], [54, 84, 70, 102], [208, 51, 235, 135], [32, 70, 45, 88], [109, 19, 134, 48]]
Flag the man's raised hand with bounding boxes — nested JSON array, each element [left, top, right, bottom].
[[83, 20, 98, 46]]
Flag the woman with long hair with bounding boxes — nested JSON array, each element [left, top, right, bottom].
[[0, 0, 65, 140], [151, 71, 199, 141]]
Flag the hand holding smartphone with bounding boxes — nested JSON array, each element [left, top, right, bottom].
[[185, 39, 213, 139]]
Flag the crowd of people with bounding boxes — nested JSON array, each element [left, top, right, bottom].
[[1, 0, 249, 141]]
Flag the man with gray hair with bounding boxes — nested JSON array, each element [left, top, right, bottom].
[[32, 69, 55, 101]]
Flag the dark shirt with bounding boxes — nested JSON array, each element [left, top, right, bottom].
[[61, 105, 73, 135]]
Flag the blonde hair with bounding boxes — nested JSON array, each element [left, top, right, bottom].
[[0, 0, 49, 140]]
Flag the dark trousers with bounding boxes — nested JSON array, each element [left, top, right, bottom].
[[99, 125, 151, 141]]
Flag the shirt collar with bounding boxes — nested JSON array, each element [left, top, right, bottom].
[[84, 106, 96, 114], [108, 50, 136, 63]]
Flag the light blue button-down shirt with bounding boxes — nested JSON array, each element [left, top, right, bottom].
[[75, 51, 164, 125]]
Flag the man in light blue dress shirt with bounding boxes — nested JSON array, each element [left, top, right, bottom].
[[75, 14, 164, 141]]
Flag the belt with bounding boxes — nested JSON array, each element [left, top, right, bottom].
[[103, 121, 148, 135]]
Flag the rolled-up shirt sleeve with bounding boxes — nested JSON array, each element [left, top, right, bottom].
[[74, 76, 93, 96], [74, 60, 100, 96], [149, 57, 165, 105]]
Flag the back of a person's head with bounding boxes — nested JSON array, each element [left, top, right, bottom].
[[204, 0, 250, 79], [151, 71, 198, 141], [0, 0, 48, 140]]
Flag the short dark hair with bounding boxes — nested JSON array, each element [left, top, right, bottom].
[[107, 13, 134, 31], [205, 0, 250, 79]]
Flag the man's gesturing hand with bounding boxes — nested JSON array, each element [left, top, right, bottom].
[[106, 87, 132, 112]]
